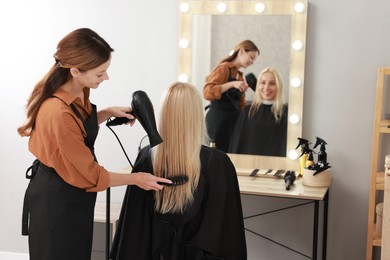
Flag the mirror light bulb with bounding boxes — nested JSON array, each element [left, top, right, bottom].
[[292, 40, 304, 51], [294, 2, 306, 13], [291, 77, 302, 88], [289, 114, 300, 124], [178, 73, 189, 83], [255, 3, 265, 13], [216, 3, 227, 13], [179, 38, 190, 49], [288, 150, 299, 160], [180, 2, 190, 13]]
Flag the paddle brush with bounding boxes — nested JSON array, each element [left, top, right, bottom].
[[158, 175, 189, 186]]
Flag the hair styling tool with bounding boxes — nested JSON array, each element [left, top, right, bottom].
[[106, 112, 134, 126], [274, 169, 285, 177], [158, 175, 189, 186], [284, 171, 296, 190], [250, 169, 259, 176], [104, 90, 162, 260], [245, 73, 257, 92], [312, 162, 332, 176], [106, 90, 163, 148]]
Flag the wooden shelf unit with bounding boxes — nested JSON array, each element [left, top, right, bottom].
[[366, 67, 390, 259], [382, 166, 390, 259]]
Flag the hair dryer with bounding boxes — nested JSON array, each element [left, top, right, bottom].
[[106, 90, 163, 148], [245, 73, 257, 92], [284, 171, 296, 190]]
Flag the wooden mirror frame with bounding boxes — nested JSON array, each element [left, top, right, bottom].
[[178, 0, 307, 172]]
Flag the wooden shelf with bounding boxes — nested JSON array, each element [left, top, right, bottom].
[[377, 172, 385, 190], [379, 120, 390, 133], [372, 223, 382, 247], [366, 67, 390, 259]]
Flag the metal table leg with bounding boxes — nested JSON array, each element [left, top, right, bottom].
[[313, 200, 319, 260], [322, 190, 329, 260]]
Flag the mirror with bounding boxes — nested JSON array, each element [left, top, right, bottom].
[[178, 0, 307, 172]]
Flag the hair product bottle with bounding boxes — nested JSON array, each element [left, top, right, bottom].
[[313, 137, 328, 164], [296, 138, 310, 176]]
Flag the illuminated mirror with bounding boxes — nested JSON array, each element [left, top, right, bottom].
[[178, 0, 307, 172]]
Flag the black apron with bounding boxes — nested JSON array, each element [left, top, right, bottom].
[[22, 101, 99, 260], [205, 70, 241, 152]]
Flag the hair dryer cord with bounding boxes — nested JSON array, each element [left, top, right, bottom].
[[106, 124, 134, 169]]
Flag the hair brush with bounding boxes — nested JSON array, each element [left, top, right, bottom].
[[158, 175, 189, 186]]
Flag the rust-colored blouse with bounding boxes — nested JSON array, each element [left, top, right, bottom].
[[203, 61, 246, 110], [28, 88, 110, 192]]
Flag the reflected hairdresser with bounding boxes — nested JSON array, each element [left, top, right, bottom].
[[203, 40, 259, 152]]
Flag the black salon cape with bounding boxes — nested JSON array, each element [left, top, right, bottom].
[[229, 104, 288, 157], [110, 145, 247, 260]]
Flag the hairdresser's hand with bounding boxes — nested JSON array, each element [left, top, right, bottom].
[[131, 172, 172, 191], [98, 106, 136, 125], [109, 106, 136, 126], [231, 81, 249, 92], [221, 81, 248, 94]]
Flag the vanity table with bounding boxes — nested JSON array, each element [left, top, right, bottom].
[[111, 164, 329, 260], [236, 170, 329, 260]]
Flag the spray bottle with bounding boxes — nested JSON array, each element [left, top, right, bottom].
[[296, 137, 310, 176], [305, 148, 315, 169], [313, 137, 328, 164]]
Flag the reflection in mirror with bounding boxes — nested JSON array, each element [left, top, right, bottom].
[[178, 0, 307, 172], [229, 67, 288, 157], [192, 15, 291, 105]]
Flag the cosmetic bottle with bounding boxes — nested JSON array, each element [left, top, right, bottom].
[[305, 150, 314, 169], [296, 138, 310, 176], [313, 137, 328, 163]]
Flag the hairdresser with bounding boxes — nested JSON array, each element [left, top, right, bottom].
[[18, 28, 171, 260], [203, 40, 259, 152]]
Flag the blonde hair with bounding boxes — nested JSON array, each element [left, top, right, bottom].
[[153, 82, 208, 214], [249, 67, 285, 121]]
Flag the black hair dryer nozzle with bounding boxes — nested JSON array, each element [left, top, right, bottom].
[[131, 90, 162, 147], [284, 171, 296, 190], [245, 73, 257, 92], [106, 90, 163, 148]]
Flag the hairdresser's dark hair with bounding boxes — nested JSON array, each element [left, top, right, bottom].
[[18, 28, 114, 136], [220, 39, 259, 63]]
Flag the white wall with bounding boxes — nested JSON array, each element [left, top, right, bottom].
[[0, 0, 178, 255], [1, 0, 390, 259]]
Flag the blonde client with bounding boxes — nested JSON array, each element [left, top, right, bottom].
[[110, 82, 247, 260]]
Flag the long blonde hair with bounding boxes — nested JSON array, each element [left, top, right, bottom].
[[249, 67, 285, 121], [153, 82, 208, 214]]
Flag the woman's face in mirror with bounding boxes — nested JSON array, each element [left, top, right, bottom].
[[258, 71, 277, 101], [237, 49, 258, 68]]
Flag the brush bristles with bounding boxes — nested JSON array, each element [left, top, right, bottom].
[[158, 175, 189, 186]]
